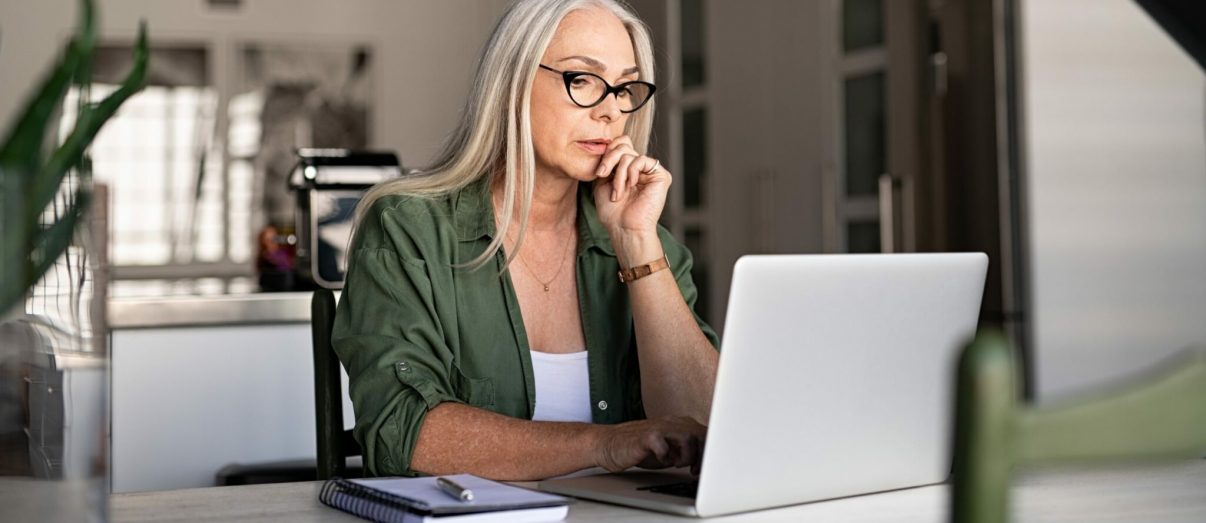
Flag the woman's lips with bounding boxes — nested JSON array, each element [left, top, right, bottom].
[[576, 141, 609, 155]]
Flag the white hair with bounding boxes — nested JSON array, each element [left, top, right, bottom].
[[353, 0, 656, 271]]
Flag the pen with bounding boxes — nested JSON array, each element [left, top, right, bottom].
[[436, 476, 474, 502]]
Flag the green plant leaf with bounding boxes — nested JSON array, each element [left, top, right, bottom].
[[76, 0, 96, 59], [32, 21, 147, 225], [0, 0, 109, 315], [0, 186, 89, 314], [25, 189, 92, 301], [0, 45, 81, 174], [0, 167, 29, 312], [0, 0, 94, 173]]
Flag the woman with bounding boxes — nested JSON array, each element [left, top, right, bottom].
[[333, 0, 719, 481]]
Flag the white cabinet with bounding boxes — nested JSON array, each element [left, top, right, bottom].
[[111, 323, 354, 492]]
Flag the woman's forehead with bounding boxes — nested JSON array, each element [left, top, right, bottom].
[[544, 7, 636, 73]]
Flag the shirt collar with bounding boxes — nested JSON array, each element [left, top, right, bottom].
[[453, 177, 616, 257], [452, 177, 492, 242]]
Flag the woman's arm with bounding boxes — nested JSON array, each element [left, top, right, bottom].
[[410, 402, 706, 480], [591, 135, 720, 423], [611, 233, 719, 423]]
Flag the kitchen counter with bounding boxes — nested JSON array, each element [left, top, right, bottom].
[[109, 291, 334, 329], [107, 289, 348, 492]]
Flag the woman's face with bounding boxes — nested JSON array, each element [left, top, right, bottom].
[[531, 6, 638, 183]]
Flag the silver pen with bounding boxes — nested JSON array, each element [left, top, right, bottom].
[[436, 476, 474, 502]]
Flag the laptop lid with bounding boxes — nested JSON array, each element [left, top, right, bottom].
[[694, 253, 987, 517]]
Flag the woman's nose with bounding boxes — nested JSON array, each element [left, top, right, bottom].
[[591, 93, 623, 122]]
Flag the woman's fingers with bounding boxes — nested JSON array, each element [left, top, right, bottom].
[[668, 427, 703, 469], [613, 154, 638, 201], [594, 136, 635, 179], [590, 135, 672, 203], [647, 419, 705, 470], [596, 417, 707, 472], [626, 156, 660, 196]]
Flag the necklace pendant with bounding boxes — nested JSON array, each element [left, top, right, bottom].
[[543, 284, 550, 292]]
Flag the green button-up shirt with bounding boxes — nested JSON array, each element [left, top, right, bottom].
[[332, 177, 719, 477]]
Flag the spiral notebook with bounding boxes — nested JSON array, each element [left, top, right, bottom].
[[319, 474, 571, 523]]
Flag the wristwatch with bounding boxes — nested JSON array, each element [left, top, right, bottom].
[[618, 255, 670, 283]]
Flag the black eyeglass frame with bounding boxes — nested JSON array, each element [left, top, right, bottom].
[[538, 64, 657, 113]]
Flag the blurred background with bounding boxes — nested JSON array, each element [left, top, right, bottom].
[[1, 0, 1202, 493]]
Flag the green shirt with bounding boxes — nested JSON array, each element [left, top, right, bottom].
[[332, 178, 719, 477]]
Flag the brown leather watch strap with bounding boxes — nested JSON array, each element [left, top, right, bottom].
[[617, 255, 670, 283]]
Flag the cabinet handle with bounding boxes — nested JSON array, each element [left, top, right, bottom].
[[878, 174, 901, 253]]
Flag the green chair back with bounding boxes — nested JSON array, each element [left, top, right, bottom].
[[951, 332, 1206, 523]]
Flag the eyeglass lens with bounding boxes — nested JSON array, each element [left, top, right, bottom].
[[567, 73, 653, 112]]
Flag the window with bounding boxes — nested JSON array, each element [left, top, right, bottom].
[[57, 42, 372, 297], [58, 45, 257, 296]]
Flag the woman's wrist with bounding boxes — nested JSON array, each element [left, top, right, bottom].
[[585, 423, 614, 470], [609, 228, 664, 268]]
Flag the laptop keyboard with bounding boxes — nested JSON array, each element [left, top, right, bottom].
[[638, 480, 699, 498]]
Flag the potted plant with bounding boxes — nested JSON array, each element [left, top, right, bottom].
[[0, 0, 147, 520], [1, 0, 147, 315]]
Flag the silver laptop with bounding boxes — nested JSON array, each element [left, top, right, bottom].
[[539, 253, 988, 517]]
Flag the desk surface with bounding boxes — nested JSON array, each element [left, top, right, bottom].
[[111, 460, 1206, 522]]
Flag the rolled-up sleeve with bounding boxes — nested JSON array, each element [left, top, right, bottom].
[[331, 203, 462, 477]]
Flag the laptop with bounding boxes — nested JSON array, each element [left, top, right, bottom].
[[539, 253, 989, 517]]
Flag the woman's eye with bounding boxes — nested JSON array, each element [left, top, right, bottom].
[[617, 88, 632, 99], [569, 78, 590, 88]]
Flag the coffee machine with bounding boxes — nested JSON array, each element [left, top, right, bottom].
[[288, 149, 401, 289]]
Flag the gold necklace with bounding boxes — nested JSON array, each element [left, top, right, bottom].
[[514, 228, 575, 292], [493, 192, 576, 292]]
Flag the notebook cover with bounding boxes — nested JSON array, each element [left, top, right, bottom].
[[320, 474, 570, 518]]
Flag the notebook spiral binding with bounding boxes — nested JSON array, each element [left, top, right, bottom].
[[319, 477, 431, 523]]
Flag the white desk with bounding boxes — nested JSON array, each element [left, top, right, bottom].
[[110, 460, 1206, 522]]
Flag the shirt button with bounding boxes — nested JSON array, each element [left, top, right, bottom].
[[597, 400, 608, 411], [397, 362, 411, 372]]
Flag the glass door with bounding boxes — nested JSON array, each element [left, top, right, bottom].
[[825, 0, 924, 254]]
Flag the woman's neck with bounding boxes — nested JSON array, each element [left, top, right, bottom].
[[492, 168, 578, 233]]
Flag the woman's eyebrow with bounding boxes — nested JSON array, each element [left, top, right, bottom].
[[557, 55, 641, 76]]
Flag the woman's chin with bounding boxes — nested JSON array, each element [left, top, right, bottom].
[[565, 164, 603, 183]]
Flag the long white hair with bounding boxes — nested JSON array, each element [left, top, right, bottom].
[[353, 0, 656, 271]]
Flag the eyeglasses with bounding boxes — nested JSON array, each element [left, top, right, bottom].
[[538, 64, 656, 113]]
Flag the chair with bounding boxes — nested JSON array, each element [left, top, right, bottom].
[[312, 288, 363, 480], [951, 332, 1206, 523], [214, 289, 363, 485]]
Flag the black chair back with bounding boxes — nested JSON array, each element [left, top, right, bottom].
[[312, 289, 361, 479]]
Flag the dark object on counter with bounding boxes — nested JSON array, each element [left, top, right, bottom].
[[214, 456, 364, 486], [289, 149, 401, 289], [255, 224, 299, 292]]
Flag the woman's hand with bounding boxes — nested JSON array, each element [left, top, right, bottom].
[[592, 136, 671, 237], [592, 416, 706, 475]]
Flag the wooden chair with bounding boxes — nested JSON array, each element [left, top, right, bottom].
[[950, 331, 1206, 523]]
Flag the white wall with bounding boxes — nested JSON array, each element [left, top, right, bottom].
[[0, 0, 509, 167], [1022, 0, 1206, 399]]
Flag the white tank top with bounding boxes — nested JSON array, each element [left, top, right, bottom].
[[529, 350, 593, 423]]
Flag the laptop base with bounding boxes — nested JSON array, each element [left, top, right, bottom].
[[538, 469, 699, 517]]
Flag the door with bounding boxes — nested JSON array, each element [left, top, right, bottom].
[[824, 0, 928, 255]]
